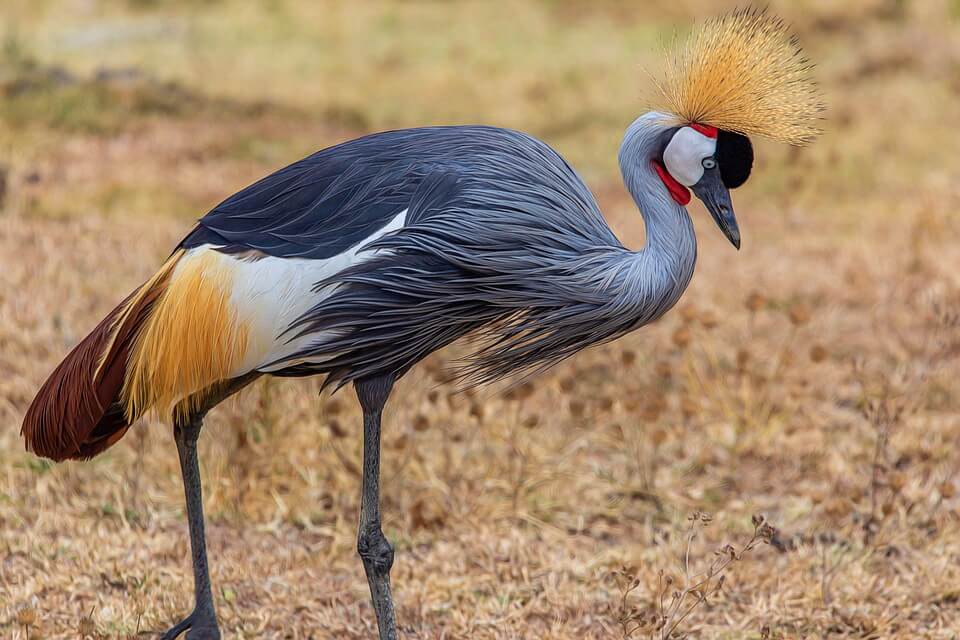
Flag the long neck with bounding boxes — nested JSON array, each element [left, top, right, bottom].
[[614, 114, 698, 324]]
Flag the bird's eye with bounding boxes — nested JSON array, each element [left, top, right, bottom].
[[702, 157, 717, 170]]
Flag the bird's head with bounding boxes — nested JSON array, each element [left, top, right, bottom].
[[643, 8, 824, 249], [653, 123, 753, 249]]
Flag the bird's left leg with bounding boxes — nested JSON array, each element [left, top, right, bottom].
[[162, 411, 220, 640], [354, 373, 398, 640], [158, 373, 259, 640]]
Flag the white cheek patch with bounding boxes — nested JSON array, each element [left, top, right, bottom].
[[663, 127, 717, 187]]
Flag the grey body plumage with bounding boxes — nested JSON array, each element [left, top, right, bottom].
[[187, 115, 698, 389]]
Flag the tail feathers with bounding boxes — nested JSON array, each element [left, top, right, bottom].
[[21, 255, 178, 461]]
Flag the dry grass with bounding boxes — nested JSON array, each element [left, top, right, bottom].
[[2, 1, 960, 638]]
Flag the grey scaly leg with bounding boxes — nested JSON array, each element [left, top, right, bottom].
[[161, 414, 220, 640], [354, 374, 398, 640]]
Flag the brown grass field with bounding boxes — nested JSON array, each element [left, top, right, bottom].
[[2, 1, 960, 638]]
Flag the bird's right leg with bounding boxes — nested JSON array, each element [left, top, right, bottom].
[[354, 374, 398, 640]]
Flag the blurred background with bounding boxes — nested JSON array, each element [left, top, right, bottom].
[[1, 1, 959, 638]]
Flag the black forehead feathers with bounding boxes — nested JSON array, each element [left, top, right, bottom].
[[716, 130, 753, 189]]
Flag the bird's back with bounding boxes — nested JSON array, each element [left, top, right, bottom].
[[182, 126, 614, 257]]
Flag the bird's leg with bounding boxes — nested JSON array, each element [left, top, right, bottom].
[[162, 412, 220, 640], [354, 374, 398, 640], [146, 374, 257, 639]]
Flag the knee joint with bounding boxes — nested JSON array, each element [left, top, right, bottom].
[[357, 528, 394, 573]]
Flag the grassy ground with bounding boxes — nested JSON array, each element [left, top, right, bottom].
[[2, 1, 960, 638]]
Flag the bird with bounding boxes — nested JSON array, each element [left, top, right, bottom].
[[21, 9, 822, 640]]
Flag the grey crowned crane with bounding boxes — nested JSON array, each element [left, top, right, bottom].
[[22, 9, 822, 640]]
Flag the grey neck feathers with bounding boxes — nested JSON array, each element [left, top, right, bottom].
[[613, 112, 698, 326]]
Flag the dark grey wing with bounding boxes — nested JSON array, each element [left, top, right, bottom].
[[180, 129, 462, 259]]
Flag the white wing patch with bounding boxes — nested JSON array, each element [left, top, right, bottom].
[[186, 208, 408, 378]]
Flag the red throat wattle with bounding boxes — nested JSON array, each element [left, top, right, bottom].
[[653, 161, 691, 206]]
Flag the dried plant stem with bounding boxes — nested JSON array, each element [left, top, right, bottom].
[[615, 513, 775, 639]]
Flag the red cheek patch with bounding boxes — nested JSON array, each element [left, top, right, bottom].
[[653, 161, 691, 206], [690, 123, 718, 138]]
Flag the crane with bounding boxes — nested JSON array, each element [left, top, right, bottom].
[[21, 9, 822, 640]]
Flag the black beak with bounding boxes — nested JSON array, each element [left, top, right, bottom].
[[692, 168, 740, 250]]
